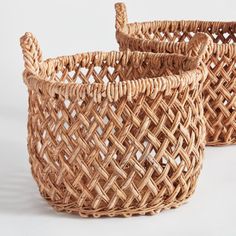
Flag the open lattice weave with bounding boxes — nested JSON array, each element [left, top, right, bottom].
[[20, 32, 209, 217], [115, 2, 236, 146]]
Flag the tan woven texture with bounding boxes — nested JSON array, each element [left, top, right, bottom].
[[115, 2, 236, 146], [20, 32, 210, 217]]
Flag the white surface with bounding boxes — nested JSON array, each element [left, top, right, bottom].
[[0, 0, 236, 235]]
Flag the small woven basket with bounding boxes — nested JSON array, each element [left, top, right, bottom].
[[115, 2, 236, 146], [20, 32, 210, 217]]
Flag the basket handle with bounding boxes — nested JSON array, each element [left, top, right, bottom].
[[20, 32, 43, 74], [186, 32, 213, 61], [115, 2, 128, 30]]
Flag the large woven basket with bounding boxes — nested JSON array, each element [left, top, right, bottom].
[[20, 32, 210, 217], [115, 2, 236, 146]]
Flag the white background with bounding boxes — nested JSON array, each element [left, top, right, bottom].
[[0, 0, 236, 235]]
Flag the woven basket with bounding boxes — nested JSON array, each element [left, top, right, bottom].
[[115, 2, 236, 146], [20, 32, 209, 217]]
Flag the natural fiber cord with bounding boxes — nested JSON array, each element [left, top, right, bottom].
[[115, 2, 236, 146], [20, 32, 210, 217]]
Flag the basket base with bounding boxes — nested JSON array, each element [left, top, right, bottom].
[[39, 190, 195, 218], [207, 138, 236, 146]]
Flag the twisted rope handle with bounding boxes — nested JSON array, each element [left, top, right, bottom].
[[20, 32, 43, 74], [115, 2, 128, 30], [187, 32, 213, 61]]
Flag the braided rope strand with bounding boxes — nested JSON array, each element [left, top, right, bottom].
[[20, 32, 43, 74]]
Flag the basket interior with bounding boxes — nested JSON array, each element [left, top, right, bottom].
[[42, 52, 196, 85], [127, 21, 236, 45]]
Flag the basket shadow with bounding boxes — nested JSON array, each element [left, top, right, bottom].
[[0, 172, 53, 216], [0, 139, 87, 219]]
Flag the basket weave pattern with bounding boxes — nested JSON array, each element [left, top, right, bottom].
[[21, 32, 209, 217], [115, 3, 236, 146]]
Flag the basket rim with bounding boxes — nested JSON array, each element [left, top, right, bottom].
[[127, 20, 236, 32], [23, 50, 204, 103]]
